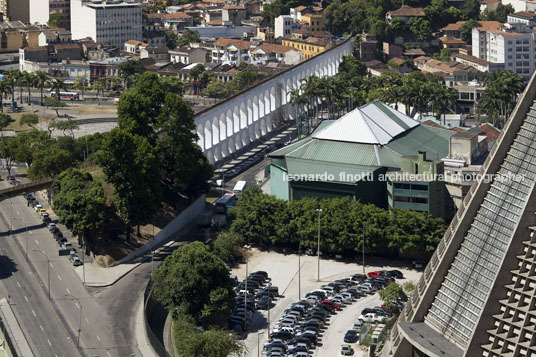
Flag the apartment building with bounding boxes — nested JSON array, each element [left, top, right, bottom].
[[0, 21, 40, 53], [472, 21, 536, 80], [0, 0, 68, 26], [71, 0, 142, 49], [211, 38, 251, 64], [274, 15, 300, 39]]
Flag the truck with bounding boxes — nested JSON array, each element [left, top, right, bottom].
[[233, 180, 247, 195]]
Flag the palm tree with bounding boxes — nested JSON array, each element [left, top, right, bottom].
[[73, 76, 87, 100], [49, 78, 67, 97], [22, 71, 36, 105], [3, 68, 19, 107], [34, 71, 49, 105], [0, 80, 10, 113], [300, 76, 321, 133], [288, 87, 308, 137]]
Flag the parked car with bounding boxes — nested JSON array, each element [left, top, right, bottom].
[[47, 223, 56, 231], [69, 255, 82, 266], [344, 329, 359, 343], [257, 295, 271, 310], [367, 271, 382, 279], [7, 175, 15, 185], [413, 260, 425, 269], [341, 344, 354, 356], [389, 270, 404, 279], [34, 204, 43, 212], [320, 299, 340, 310], [357, 313, 385, 323]]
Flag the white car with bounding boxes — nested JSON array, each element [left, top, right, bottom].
[[70, 256, 82, 266], [357, 285, 374, 294], [352, 321, 363, 331], [34, 204, 43, 212], [358, 313, 385, 323]]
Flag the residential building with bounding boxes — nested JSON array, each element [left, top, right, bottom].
[[49, 0, 71, 29], [439, 37, 467, 53], [419, 58, 479, 82], [139, 46, 169, 62], [249, 43, 301, 65], [386, 151, 450, 220], [38, 28, 72, 46], [454, 53, 504, 72], [71, 0, 142, 49], [300, 13, 325, 33], [275, 15, 300, 39], [359, 35, 377, 61], [289, 5, 323, 22], [142, 21, 166, 47], [20, 58, 90, 84], [268, 100, 455, 203], [146, 12, 193, 31], [86, 43, 119, 61], [502, 0, 536, 12], [385, 5, 426, 23], [169, 47, 206, 64], [383, 42, 403, 58], [387, 68, 536, 357], [281, 36, 331, 60], [507, 11, 536, 26], [89, 56, 129, 83], [256, 27, 275, 43], [387, 57, 413, 74], [211, 38, 251, 64], [451, 79, 486, 114], [52, 43, 83, 61], [472, 21, 536, 81], [480, 0, 500, 12], [124, 40, 149, 54], [0, 21, 40, 53], [185, 25, 256, 39], [222, 5, 246, 26]]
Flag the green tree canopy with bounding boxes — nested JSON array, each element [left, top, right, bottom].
[[409, 17, 433, 41], [0, 137, 17, 176], [459, 19, 481, 44], [48, 12, 65, 27], [153, 242, 236, 321], [20, 113, 39, 128], [176, 29, 200, 47], [378, 282, 408, 313]]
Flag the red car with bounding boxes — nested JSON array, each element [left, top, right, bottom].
[[381, 303, 393, 313], [367, 271, 381, 279], [320, 299, 341, 310]]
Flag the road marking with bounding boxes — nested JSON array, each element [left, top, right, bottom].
[[35, 240, 39, 245], [75, 302, 80, 309], [31, 310, 36, 317], [66, 288, 70, 295], [57, 274, 62, 281], [16, 211, 19, 215], [107, 352, 111, 357], [39, 325, 43, 331], [24, 296, 28, 302], [49, 263, 53, 268], [96, 335, 101, 341], [16, 281, 21, 288], [85, 318, 90, 324], [47, 339, 51, 347], [29, 231, 32, 235]]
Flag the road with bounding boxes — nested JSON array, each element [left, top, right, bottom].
[[0, 169, 143, 356]]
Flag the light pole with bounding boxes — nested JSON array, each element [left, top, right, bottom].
[[298, 243, 301, 300], [9, 199, 12, 235], [257, 331, 264, 357], [65, 293, 82, 347], [244, 244, 250, 332], [316, 208, 322, 282], [267, 281, 271, 334], [362, 223, 366, 276], [12, 217, 29, 261], [32, 250, 50, 300]]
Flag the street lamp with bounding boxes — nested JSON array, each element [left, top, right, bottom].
[[32, 250, 50, 300], [316, 208, 322, 282], [362, 223, 366, 276], [11, 216, 29, 262], [64, 293, 82, 347], [257, 331, 264, 357], [298, 243, 301, 300], [243, 244, 251, 332]]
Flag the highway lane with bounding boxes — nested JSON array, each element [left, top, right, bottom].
[[0, 211, 80, 356]]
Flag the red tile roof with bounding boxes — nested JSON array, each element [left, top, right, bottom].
[[387, 5, 425, 17], [214, 38, 251, 49]]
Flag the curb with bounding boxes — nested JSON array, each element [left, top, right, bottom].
[[81, 257, 149, 288]]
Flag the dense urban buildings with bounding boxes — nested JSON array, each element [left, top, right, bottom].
[[389, 74, 536, 357]]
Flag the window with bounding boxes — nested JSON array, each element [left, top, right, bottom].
[[411, 184, 428, 191], [394, 183, 410, 189], [394, 196, 410, 202]]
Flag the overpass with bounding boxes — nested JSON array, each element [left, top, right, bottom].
[[0, 178, 54, 201], [194, 37, 356, 164]]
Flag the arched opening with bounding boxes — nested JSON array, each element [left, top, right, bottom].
[[221, 141, 229, 159], [228, 138, 235, 154], [240, 102, 247, 129], [206, 150, 214, 164], [235, 133, 243, 150], [197, 124, 205, 151], [264, 89, 271, 115], [211, 117, 220, 145], [261, 118, 267, 136], [247, 98, 253, 124], [226, 109, 233, 136], [219, 113, 226, 141], [266, 115, 273, 132], [204, 121, 212, 150], [233, 106, 240, 133], [213, 146, 221, 162], [253, 95, 259, 122], [259, 92, 265, 119], [242, 128, 250, 146], [254, 121, 261, 140], [270, 87, 276, 112]]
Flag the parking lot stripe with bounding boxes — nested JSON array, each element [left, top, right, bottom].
[[16, 281, 21, 288], [57, 275, 62, 281], [32, 310, 36, 317]]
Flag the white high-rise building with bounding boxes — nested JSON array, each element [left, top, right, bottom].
[[274, 15, 300, 39], [0, 0, 49, 24], [70, 0, 142, 48], [472, 21, 536, 81]]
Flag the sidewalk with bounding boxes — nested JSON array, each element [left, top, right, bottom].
[[0, 298, 34, 357], [73, 257, 146, 288]]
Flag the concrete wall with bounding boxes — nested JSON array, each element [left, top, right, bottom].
[[117, 194, 206, 265], [195, 37, 355, 164]]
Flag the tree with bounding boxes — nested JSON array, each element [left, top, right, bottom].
[[73, 77, 88, 100], [212, 231, 244, 263], [20, 113, 39, 128], [176, 29, 200, 47], [44, 97, 66, 117], [52, 168, 106, 251], [164, 30, 178, 49], [3, 68, 19, 107], [188, 64, 205, 81], [22, 71, 35, 104], [119, 59, 143, 79], [459, 19, 481, 44], [13, 129, 49, 166], [174, 316, 245, 357], [97, 128, 161, 241], [0, 113, 11, 135], [0, 137, 17, 176], [48, 12, 65, 27], [27, 141, 75, 178], [53, 118, 79, 137], [34, 70, 49, 105], [49, 78, 66, 97], [409, 17, 433, 41], [204, 79, 227, 98], [0, 80, 10, 112], [152, 242, 236, 321], [402, 281, 416, 295], [481, 3, 514, 22], [161, 76, 183, 95], [157, 93, 212, 198], [378, 282, 408, 313], [462, 0, 480, 20]]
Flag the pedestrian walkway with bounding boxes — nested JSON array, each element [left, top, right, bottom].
[[0, 298, 33, 357]]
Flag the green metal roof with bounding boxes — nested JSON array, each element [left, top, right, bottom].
[[286, 140, 380, 166], [386, 125, 454, 160], [269, 120, 336, 157], [286, 157, 379, 183]]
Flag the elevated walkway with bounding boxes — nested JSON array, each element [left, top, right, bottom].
[[0, 178, 54, 202]]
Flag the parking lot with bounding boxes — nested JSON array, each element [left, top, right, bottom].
[[231, 250, 422, 357]]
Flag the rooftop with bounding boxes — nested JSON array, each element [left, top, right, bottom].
[[387, 5, 425, 17], [454, 53, 490, 66]]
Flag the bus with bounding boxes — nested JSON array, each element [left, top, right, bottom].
[[214, 193, 237, 214], [233, 181, 247, 195], [50, 91, 80, 101]]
